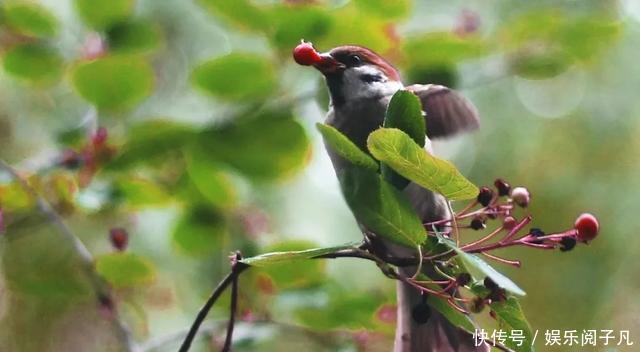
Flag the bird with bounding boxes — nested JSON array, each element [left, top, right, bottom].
[[295, 43, 487, 352]]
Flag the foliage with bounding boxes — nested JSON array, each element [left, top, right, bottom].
[[0, 1, 631, 352]]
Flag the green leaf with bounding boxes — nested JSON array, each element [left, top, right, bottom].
[[316, 6, 393, 53], [253, 240, 329, 290], [106, 20, 162, 55], [95, 253, 156, 288], [172, 206, 227, 257], [197, 112, 310, 181], [296, 288, 387, 330], [384, 90, 425, 147], [269, 6, 334, 52], [501, 12, 621, 79], [403, 32, 487, 67], [191, 53, 276, 101], [241, 242, 360, 267], [1, 224, 92, 297], [367, 128, 478, 200], [3, 43, 63, 86], [558, 17, 621, 64], [74, 0, 134, 30], [352, 0, 411, 20], [491, 297, 535, 352], [316, 123, 378, 171], [70, 55, 155, 111], [510, 48, 571, 80], [196, 0, 269, 32], [339, 166, 426, 248], [437, 234, 526, 296], [108, 119, 198, 169], [185, 146, 237, 209], [406, 63, 458, 89], [113, 177, 171, 207], [426, 295, 476, 333], [382, 90, 426, 189], [3, 2, 58, 37]]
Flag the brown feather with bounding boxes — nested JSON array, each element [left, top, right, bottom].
[[329, 45, 401, 81], [405, 84, 480, 139]]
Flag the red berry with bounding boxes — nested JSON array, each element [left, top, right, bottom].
[[503, 216, 517, 230], [293, 41, 322, 66], [92, 127, 108, 147], [109, 227, 128, 251], [574, 213, 599, 242]]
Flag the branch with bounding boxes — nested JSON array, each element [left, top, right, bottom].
[[0, 158, 136, 351], [222, 254, 241, 352], [178, 261, 248, 352]]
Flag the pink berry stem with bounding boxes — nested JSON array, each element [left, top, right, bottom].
[[480, 252, 522, 267], [456, 200, 478, 217], [460, 225, 505, 251]]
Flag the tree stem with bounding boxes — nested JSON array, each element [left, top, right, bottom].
[[178, 263, 248, 352]]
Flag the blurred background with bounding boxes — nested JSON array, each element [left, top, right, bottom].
[[0, 0, 638, 351]]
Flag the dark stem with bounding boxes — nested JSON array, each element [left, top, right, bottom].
[[178, 262, 248, 352], [222, 256, 241, 352]]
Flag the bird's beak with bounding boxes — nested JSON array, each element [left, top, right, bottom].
[[313, 53, 345, 75]]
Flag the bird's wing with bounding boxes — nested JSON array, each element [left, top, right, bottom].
[[405, 84, 480, 139]]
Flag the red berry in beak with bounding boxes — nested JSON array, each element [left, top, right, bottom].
[[293, 41, 322, 66], [574, 213, 599, 242]]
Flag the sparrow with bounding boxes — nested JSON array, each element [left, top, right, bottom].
[[296, 43, 487, 352]]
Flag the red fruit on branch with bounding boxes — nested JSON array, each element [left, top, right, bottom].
[[574, 213, 599, 242], [293, 41, 322, 66], [502, 216, 517, 230], [109, 227, 129, 251]]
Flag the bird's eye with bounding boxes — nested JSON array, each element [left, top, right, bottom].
[[349, 55, 362, 65]]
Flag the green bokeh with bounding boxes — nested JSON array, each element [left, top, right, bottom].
[[0, 1, 638, 351]]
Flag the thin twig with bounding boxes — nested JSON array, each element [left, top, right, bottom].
[[0, 159, 136, 351], [447, 202, 460, 246], [178, 263, 249, 352], [480, 252, 521, 267], [222, 256, 241, 352]]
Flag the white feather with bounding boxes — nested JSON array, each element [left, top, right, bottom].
[[340, 65, 403, 101]]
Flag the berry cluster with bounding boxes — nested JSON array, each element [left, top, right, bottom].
[[403, 178, 600, 314], [425, 178, 600, 260]]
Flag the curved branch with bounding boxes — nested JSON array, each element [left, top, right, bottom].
[[178, 262, 248, 352]]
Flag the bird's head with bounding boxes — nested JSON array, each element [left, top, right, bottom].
[[294, 42, 403, 107]]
